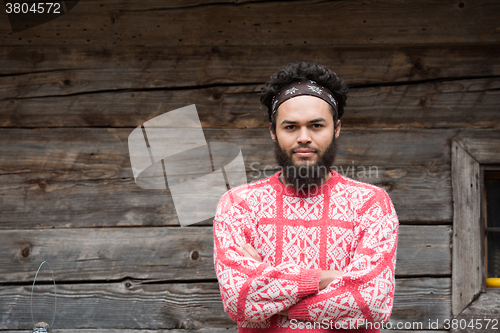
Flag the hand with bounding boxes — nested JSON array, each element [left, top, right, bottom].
[[237, 243, 262, 262], [319, 270, 343, 290]]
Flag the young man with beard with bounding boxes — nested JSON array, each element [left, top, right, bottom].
[[213, 61, 399, 332]]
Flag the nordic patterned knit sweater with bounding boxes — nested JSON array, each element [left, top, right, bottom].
[[213, 170, 399, 333]]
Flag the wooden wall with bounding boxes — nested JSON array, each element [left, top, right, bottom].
[[1, 0, 499, 332]]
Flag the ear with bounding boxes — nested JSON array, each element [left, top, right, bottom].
[[334, 120, 341, 139], [269, 123, 277, 142]]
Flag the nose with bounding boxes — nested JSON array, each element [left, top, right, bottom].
[[296, 127, 312, 145]]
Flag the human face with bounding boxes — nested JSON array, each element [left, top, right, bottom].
[[270, 95, 341, 187]]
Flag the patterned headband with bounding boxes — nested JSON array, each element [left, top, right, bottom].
[[271, 80, 338, 118]]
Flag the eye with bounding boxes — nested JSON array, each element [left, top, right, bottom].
[[312, 124, 324, 129], [284, 125, 296, 130]]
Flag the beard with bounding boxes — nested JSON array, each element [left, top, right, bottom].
[[274, 135, 337, 190]]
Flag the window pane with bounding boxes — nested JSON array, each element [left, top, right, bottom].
[[485, 175, 500, 278], [485, 179, 500, 228], [487, 232, 500, 278]]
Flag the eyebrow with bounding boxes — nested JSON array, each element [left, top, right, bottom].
[[280, 117, 327, 126]]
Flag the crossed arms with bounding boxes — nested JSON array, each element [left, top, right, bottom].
[[213, 188, 399, 325], [237, 242, 343, 316]]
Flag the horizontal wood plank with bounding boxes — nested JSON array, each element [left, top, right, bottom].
[[0, 128, 456, 176], [0, 330, 239, 333], [345, 78, 500, 130], [2, 328, 449, 333], [0, 278, 451, 330], [0, 128, 475, 227], [2, 323, 449, 333], [0, 225, 451, 283], [1, 78, 500, 129], [0, 167, 451, 228], [391, 278, 451, 328], [395, 226, 452, 277], [1, 44, 500, 98], [1, 0, 499, 46]]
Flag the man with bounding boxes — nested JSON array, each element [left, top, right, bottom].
[[213, 61, 399, 332]]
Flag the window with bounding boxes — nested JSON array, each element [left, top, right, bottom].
[[451, 136, 500, 321], [484, 170, 500, 285]]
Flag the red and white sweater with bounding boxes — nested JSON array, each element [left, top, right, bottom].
[[213, 170, 399, 332]]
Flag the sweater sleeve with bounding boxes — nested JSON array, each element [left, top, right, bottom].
[[287, 189, 399, 326], [213, 189, 322, 323]]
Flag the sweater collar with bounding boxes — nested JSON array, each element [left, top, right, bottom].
[[272, 168, 339, 198]]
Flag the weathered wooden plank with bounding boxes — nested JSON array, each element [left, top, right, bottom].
[[0, 225, 451, 283], [0, 128, 471, 227], [0, 330, 449, 333], [0, 330, 239, 333], [1, 0, 499, 46], [1, 44, 500, 99], [395, 226, 452, 277], [452, 289, 500, 333], [0, 281, 230, 330], [0, 128, 456, 177], [0, 166, 451, 228], [2, 323, 449, 333], [1, 78, 500, 129], [0, 227, 215, 282], [390, 278, 451, 328], [0, 278, 451, 330], [451, 140, 483, 316], [345, 78, 500, 130], [454, 133, 500, 164]]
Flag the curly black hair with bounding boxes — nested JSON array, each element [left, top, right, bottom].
[[261, 61, 348, 133]]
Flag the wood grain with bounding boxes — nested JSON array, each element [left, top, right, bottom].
[[1, 44, 500, 99], [1, 78, 499, 129], [0, 225, 451, 283], [0, 0, 496, 332], [0, 167, 451, 228], [0, 278, 451, 330], [451, 136, 500, 317], [0, 128, 479, 227], [0, 128, 457, 177], [392, 278, 451, 328], [452, 289, 500, 332], [1, 0, 499, 46], [2, 326, 448, 333], [395, 226, 452, 277], [451, 140, 483, 316], [0, 330, 240, 333], [345, 78, 500, 130], [454, 133, 500, 164]]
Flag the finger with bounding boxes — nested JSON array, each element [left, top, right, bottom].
[[237, 246, 259, 263], [243, 245, 262, 262], [239, 243, 253, 255], [238, 243, 262, 262], [237, 246, 251, 258], [241, 243, 262, 262]]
